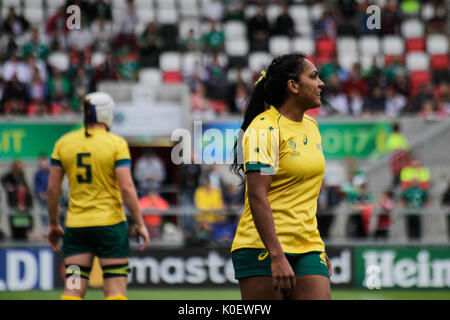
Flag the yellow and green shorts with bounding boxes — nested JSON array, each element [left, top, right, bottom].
[[63, 221, 130, 259], [231, 248, 329, 279]]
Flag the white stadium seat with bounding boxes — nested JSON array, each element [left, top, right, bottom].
[[269, 36, 291, 56], [178, 0, 199, 17], [136, 9, 155, 25], [337, 37, 358, 56], [135, 0, 155, 10], [23, 7, 45, 25], [24, 0, 44, 8], [91, 52, 106, 68], [426, 35, 449, 54], [401, 19, 425, 38], [291, 37, 315, 55], [181, 52, 203, 74], [248, 52, 273, 72], [244, 5, 258, 19], [406, 52, 430, 71], [382, 36, 405, 55], [266, 4, 282, 24], [139, 68, 162, 86], [224, 21, 247, 40], [359, 35, 381, 56], [159, 52, 182, 72], [156, 8, 178, 24], [227, 68, 252, 84], [155, 0, 175, 9], [225, 39, 249, 56], [179, 19, 201, 38], [338, 53, 359, 71], [289, 5, 309, 24]]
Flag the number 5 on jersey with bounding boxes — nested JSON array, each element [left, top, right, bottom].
[[77, 153, 92, 183]]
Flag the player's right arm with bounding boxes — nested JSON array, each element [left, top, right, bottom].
[[47, 164, 65, 251], [116, 166, 150, 250]]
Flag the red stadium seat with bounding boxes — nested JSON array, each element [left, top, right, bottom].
[[384, 55, 405, 66], [405, 38, 425, 52], [431, 54, 449, 70], [409, 70, 430, 96], [162, 71, 183, 83]]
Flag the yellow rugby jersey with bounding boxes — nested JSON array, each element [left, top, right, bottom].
[[231, 106, 326, 254], [51, 127, 131, 227]]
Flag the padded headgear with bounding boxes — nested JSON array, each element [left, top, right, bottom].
[[84, 92, 115, 130]]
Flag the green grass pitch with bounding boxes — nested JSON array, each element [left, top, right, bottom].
[[1, 288, 450, 300]]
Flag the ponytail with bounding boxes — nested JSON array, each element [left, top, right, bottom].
[[231, 74, 268, 178], [83, 100, 92, 138]]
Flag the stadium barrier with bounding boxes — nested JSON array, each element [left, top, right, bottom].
[[1, 245, 450, 291]]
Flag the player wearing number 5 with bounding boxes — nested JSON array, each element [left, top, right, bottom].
[[47, 92, 149, 300]]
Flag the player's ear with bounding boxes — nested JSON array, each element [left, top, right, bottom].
[[287, 79, 299, 94]]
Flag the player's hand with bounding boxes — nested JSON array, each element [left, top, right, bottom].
[[271, 254, 296, 298], [325, 253, 332, 277], [47, 224, 64, 251], [135, 224, 150, 251]]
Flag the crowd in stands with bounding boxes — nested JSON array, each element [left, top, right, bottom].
[[0, 0, 448, 119]]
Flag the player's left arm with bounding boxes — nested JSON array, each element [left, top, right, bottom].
[[47, 165, 65, 251]]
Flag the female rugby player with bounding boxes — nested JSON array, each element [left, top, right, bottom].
[[231, 53, 332, 300]]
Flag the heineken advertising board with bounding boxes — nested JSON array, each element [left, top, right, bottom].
[[0, 122, 81, 160]]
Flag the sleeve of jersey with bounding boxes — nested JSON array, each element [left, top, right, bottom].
[[114, 137, 132, 168], [50, 139, 63, 167], [243, 124, 279, 175]]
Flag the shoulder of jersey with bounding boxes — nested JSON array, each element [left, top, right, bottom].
[[56, 128, 82, 144], [247, 108, 280, 131], [303, 113, 319, 130]]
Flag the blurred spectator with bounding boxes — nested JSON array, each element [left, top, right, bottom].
[[211, 213, 236, 245], [386, 122, 411, 187], [247, 5, 270, 51], [117, 49, 139, 81], [138, 187, 169, 240], [21, 28, 50, 61], [90, 17, 114, 53], [191, 83, 216, 121], [2, 52, 30, 83], [405, 83, 433, 114], [134, 150, 166, 197], [374, 190, 395, 240], [400, 158, 431, 191], [1, 73, 30, 115], [88, 0, 113, 22], [180, 28, 201, 52], [1, 159, 33, 214], [94, 51, 119, 82], [33, 155, 50, 233], [349, 181, 373, 238], [70, 67, 94, 112], [46, 68, 71, 105], [229, 80, 249, 114], [202, 20, 225, 54], [179, 155, 202, 232], [222, 183, 243, 208], [223, 0, 245, 21], [184, 61, 206, 93], [273, 4, 295, 37], [427, 4, 447, 34], [336, 0, 357, 35], [1, 7, 30, 39], [363, 85, 386, 115], [401, 177, 429, 240], [342, 63, 367, 98], [324, 74, 349, 114], [384, 56, 408, 83], [380, 0, 400, 35], [319, 56, 349, 82], [201, 0, 224, 22], [385, 86, 407, 117], [27, 66, 47, 116], [138, 22, 162, 68], [46, 6, 70, 36], [313, 10, 337, 39], [194, 177, 224, 225], [441, 180, 450, 210], [203, 54, 229, 112], [115, 0, 139, 51], [67, 16, 94, 51]]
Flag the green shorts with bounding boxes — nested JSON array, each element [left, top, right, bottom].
[[231, 248, 329, 280], [63, 221, 130, 259]]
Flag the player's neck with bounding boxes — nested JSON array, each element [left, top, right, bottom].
[[87, 124, 108, 130]]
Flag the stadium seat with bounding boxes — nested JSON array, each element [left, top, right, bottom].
[[405, 38, 426, 52], [337, 37, 358, 56], [139, 68, 162, 86], [225, 38, 249, 57], [178, 0, 199, 18], [24, 0, 44, 8], [430, 54, 449, 70], [227, 68, 252, 84], [359, 35, 381, 56], [291, 37, 315, 55], [112, 0, 127, 9], [426, 35, 449, 55], [224, 21, 247, 41], [360, 55, 384, 71], [156, 0, 175, 9], [136, 9, 155, 25], [406, 52, 429, 70], [289, 5, 309, 25], [382, 36, 405, 55], [160, 52, 181, 72], [310, 3, 324, 21], [156, 8, 178, 24], [401, 19, 425, 38], [48, 52, 70, 71], [23, 7, 45, 25], [269, 36, 291, 57], [420, 2, 435, 21], [91, 52, 106, 68], [266, 4, 282, 24], [248, 52, 273, 72], [244, 4, 258, 19], [3, 0, 21, 9], [295, 22, 313, 37], [338, 53, 359, 71], [135, 0, 154, 10]]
